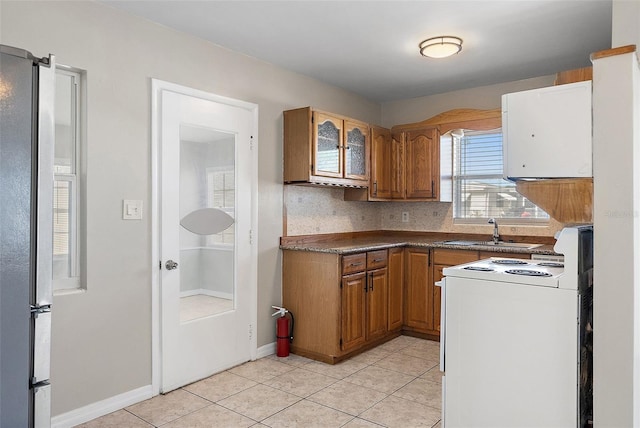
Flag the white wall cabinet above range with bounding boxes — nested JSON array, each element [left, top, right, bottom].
[[502, 81, 592, 180]]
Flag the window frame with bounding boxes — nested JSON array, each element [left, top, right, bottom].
[[450, 128, 549, 225], [53, 65, 85, 292], [206, 165, 235, 247]]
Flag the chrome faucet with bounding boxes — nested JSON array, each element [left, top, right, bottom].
[[488, 218, 500, 244]]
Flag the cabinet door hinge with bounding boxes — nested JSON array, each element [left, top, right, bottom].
[[340, 338, 343, 346], [159, 260, 162, 270], [249, 229, 253, 245], [250, 135, 254, 151]]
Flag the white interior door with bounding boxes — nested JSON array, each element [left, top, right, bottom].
[[159, 88, 256, 393]]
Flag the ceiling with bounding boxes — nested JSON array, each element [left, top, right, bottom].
[[102, 0, 612, 102]]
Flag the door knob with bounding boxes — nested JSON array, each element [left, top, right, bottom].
[[165, 260, 179, 270]]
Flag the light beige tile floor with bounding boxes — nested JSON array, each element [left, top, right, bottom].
[[77, 336, 442, 428], [180, 295, 233, 322]]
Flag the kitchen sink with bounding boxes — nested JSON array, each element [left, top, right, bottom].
[[440, 240, 479, 246], [475, 241, 543, 249], [441, 240, 543, 249]]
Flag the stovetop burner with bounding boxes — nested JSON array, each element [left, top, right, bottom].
[[505, 269, 553, 277], [537, 262, 564, 268], [491, 259, 528, 265], [464, 266, 494, 272]]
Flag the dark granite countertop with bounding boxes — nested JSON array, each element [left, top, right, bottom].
[[280, 234, 558, 255]]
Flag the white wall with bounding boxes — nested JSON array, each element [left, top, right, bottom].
[[612, 0, 640, 48], [381, 75, 555, 128], [0, 0, 380, 417], [593, 2, 640, 425], [592, 48, 639, 428]]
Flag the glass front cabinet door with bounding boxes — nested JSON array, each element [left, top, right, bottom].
[[312, 112, 369, 181], [344, 120, 368, 180], [313, 112, 343, 178]]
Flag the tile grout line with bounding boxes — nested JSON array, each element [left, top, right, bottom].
[[97, 336, 442, 427], [122, 408, 157, 427], [175, 387, 265, 427]]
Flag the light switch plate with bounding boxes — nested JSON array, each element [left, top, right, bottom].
[[123, 200, 143, 220]]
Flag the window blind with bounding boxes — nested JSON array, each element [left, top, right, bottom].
[[453, 130, 548, 221]]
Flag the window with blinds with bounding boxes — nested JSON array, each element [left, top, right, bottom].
[[453, 129, 548, 222]]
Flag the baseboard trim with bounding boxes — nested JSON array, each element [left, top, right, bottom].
[[52, 345, 273, 427], [256, 342, 276, 359], [51, 385, 153, 428]]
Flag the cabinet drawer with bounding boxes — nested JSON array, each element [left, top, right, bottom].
[[433, 248, 478, 265], [342, 253, 367, 275], [367, 250, 388, 270]]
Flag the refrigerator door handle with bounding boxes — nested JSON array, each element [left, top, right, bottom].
[[31, 309, 51, 384], [34, 54, 56, 307]]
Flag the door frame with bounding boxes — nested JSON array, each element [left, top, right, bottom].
[[150, 79, 258, 395]]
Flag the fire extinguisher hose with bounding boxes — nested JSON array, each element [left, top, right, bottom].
[[288, 311, 294, 343]]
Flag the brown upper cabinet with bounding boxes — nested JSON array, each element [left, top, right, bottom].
[[369, 127, 440, 201], [284, 107, 369, 188], [369, 126, 392, 199], [364, 109, 505, 202], [405, 127, 440, 199]]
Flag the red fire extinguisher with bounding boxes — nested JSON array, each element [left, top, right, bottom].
[[272, 306, 294, 357]]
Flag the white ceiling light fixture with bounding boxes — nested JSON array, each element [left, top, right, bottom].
[[419, 36, 463, 59]]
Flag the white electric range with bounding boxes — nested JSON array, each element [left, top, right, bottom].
[[445, 257, 565, 287], [440, 226, 593, 428]]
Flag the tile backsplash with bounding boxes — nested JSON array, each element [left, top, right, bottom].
[[284, 186, 380, 236], [285, 186, 564, 237]]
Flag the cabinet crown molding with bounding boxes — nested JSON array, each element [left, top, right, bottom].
[[391, 108, 501, 134]]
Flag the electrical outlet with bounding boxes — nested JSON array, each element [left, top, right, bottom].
[[402, 212, 409, 223]]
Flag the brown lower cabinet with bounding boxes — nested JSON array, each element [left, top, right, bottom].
[[404, 248, 532, 338], [283, 246, 531, 362], [404, 248, 433, 334], [283, 248, 398, 363], [387, 247, 404, 331]]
